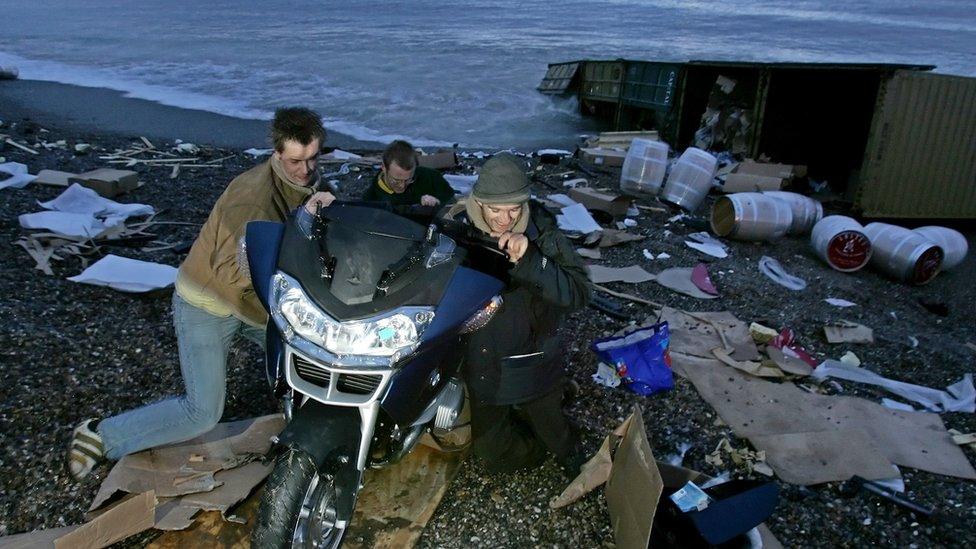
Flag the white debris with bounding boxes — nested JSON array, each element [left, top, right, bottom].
[[244, 148, 273, 157], [68, 254, 177, 293], [0, 162, 37, 190], [825, 298, 857, 307]]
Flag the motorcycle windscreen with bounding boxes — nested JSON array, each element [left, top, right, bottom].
[[327, 219, 422, 305]]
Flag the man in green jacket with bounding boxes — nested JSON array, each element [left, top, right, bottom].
[[448, 154, 591, 476], [363, 140, 455, 207], [68, 107, 335, 480]]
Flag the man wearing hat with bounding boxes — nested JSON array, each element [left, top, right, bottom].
[[447, 154, 591, 475]]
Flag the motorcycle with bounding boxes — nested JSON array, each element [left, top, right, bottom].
[[245, 202, 509, 548]]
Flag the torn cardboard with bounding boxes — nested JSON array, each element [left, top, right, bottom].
[[655, 268, 719, 300], [598, 229, 644, 247], [551, 409, 783, 549], [751, 430, 898, 486], [90, 415, 284, 512], [824, 321, 874, 344], [722, 173, 784, 193], [587, 265, 655, 284], [658, 308, 760, 361], [568, 187, 632, 217], [672, 353, 976, 482]]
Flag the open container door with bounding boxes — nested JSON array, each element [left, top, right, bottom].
[[855, 70, 976, 218]]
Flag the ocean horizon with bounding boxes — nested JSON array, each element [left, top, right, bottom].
[[2, 0, 974, 149]]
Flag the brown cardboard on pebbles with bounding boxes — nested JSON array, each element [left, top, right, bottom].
[[90, 414, 284, 512], [657, 307, 760, 361], [672, 353, 976, 483]]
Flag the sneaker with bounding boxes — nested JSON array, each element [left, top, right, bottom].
[[68, 419, 105, 480]]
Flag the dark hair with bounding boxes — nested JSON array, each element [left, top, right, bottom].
[[271, 107, 326, 152], [382, 140, 418, 170]]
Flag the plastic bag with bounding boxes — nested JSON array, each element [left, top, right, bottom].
[[591, 321, 673, 396]]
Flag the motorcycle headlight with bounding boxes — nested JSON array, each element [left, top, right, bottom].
[[271, 272, 434, 357]]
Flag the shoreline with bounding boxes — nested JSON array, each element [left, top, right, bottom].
[[0, 79, 383, 151]]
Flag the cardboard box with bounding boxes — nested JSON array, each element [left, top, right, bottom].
[[721, 172, 785, 193], [737, 160, 795, 179], [417, 150, 457, 170], [569, 187, 632, 217], [33, 169, 77, 187], [587, 131, 659, 151], [69, 168, 139, 198], [579, 148, 627, 167]]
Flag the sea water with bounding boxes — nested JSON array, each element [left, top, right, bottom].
[[1, 0, 973, 148]]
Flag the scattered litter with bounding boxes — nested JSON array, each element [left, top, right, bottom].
[[768, 328, 819, 367], [41, 183, 154, 219], [69, 168, 141, 197], [19, 210, 119, 238], [839, 476, 933, 517], [685, 232, 729, 258], [812, 360, 975, 413], [576, 247, 601, 260], [623, 218, 637, 228], [657, 252, 670, 260], [243, 147, 273, 157], [444, 174, 478, 195], [950, 430, 976, 450], [839, 351, 862, 367], [758, 256, 806, 290], [547, 193, 579, 208], [655, 268, 719, 299], [810, 215, 873, 272], [907, 336, 919, 348], [558, 204, 606, 233], [824, 321, 875, 344], [704, 438, 771, 475], [670, 481, 710, 512], [591, 322, 673, 396], [666, 442, 693, 466], [588, 264, 655, 284], [642, 249, 655, 260], [592, 362, 622, 388], [74, 143, 92, 153], [825, 298, 857, 308], [4, 137, 38, 155], [668, 213, 688, 224], [660, 308, 760, 362], [68, 254, 177, 292], [691, 263, 718, 296], [563, 178, 587, 188], [765, 346, 813, 377], [749, 323, 778, 344], [671, 353, 976, 482], [0, 161, 36, 190], [175, 142, 200, 154], [712, 348, 784, 378], [711, 193, 793, 241], [881, 399, 915, 412], [537, 148, 572, 157], [597, 229, 644, 247]]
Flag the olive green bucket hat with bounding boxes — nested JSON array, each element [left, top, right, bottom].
[[472, 154, 531, 204]]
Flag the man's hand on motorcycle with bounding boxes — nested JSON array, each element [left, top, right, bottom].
[[497, 232, 528, 263], [420, 194, 440, 207], [305, 191, 337, 213]]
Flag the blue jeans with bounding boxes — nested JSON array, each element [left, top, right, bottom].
[[99, 293, 265, 460]]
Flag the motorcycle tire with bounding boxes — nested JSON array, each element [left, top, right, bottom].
[[252, 448, 347, 549]]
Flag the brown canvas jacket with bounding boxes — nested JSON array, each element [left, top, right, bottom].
[[177, 160, 311, 326]]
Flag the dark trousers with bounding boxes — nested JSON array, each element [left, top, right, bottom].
[[470, 385, 575, 473]]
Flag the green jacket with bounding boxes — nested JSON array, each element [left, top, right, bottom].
[[455, 204, 592, 405], [363, 166, 455, 205]]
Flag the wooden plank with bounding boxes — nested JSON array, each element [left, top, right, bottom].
[[147, 444, 463, 548]]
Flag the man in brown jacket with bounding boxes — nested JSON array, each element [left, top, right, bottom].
[[68, 108, 335, 480]]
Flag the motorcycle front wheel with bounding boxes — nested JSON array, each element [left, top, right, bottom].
[[253, 448, 347, 549]]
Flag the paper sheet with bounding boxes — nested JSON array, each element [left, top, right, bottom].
[[19, 211, 116, 238], [67, 254, 177, 292], [557, 203, 602, 233], [812, 360, 975, 413], [443, 174, 478, 195], [758, 256, 807, 291], [824, 321, 874, 344], [39, 183, 154, 218], [655, 267, 719, 299], [0, 162, 37, 190]]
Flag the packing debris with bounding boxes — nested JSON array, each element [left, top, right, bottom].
[[67, 254, 177, 293], [705, 438, 773, 477], [0, 161, 37, 190], [587, 264, 655, 284], [684, 232, 729, 258], [825, 298, 857, 308], [655, 267, 719, 299], [824, 321, 875, 344], [758, 256, 807, 291], [812, 360, 976, 413]]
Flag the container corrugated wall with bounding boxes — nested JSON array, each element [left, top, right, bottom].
[[581, 61, 626, 102], [857, 71, 976, 218]]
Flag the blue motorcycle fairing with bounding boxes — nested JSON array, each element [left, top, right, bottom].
[[245, 220, 285, 311], [379, 333, 465, 424], [420, 265, 504, 342], [277, 400, 363, 522]]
